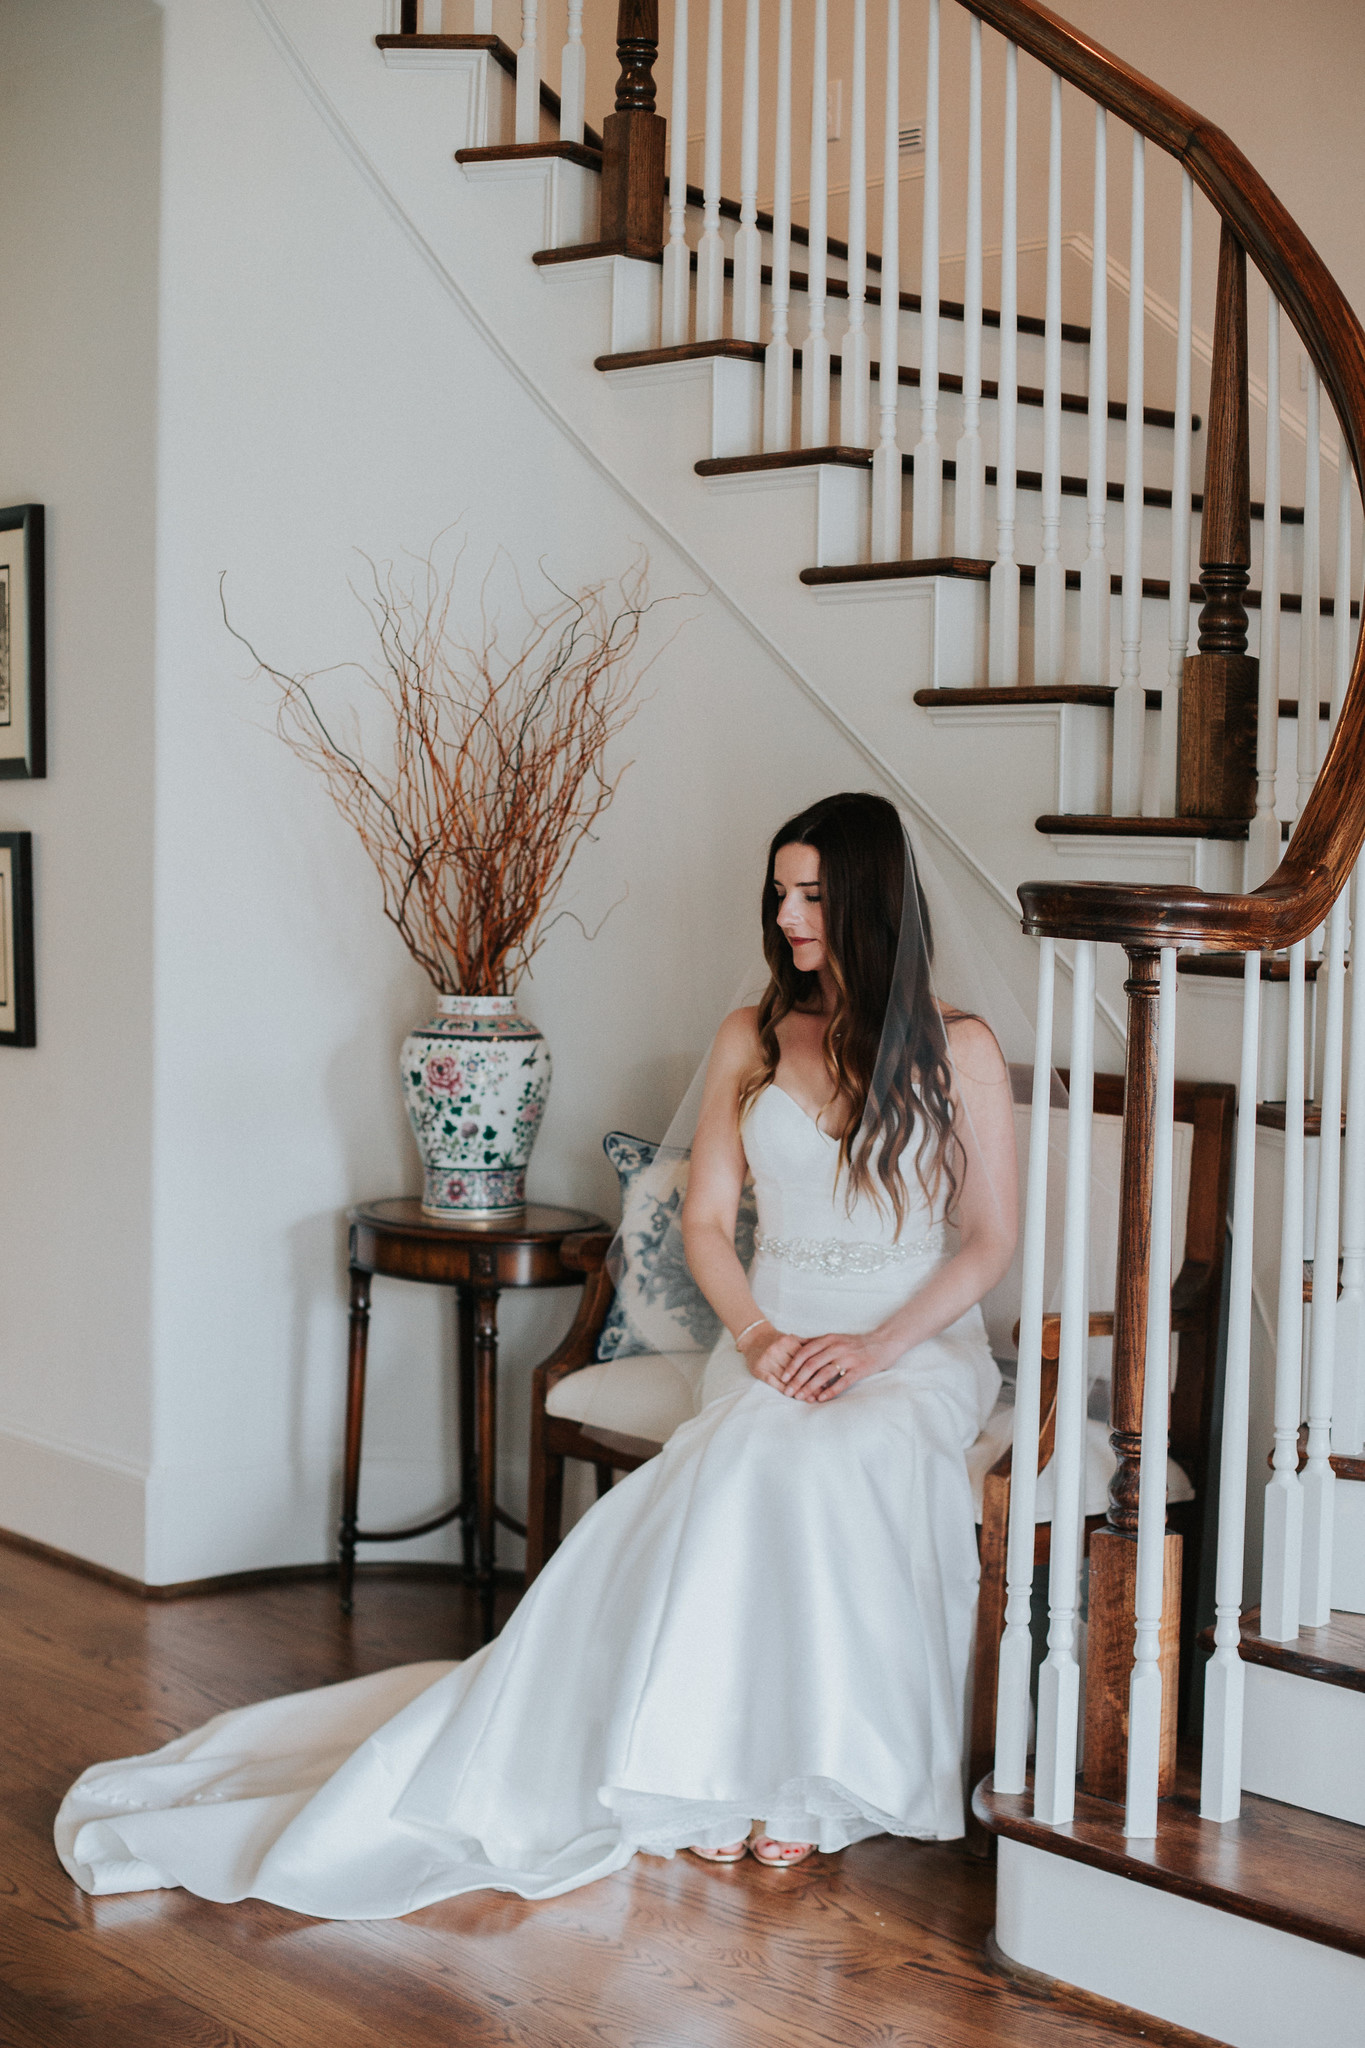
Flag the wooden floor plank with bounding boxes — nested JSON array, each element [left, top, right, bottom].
[[1, 1538, 1209, 2048]]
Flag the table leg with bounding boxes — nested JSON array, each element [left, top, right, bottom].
[[456, 1288, 477, 1573], [339, 1266, 372, 1615], [473, 1287, 499, 1643]]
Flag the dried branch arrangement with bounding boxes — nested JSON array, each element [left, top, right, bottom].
[[233, 550, 655, 995]]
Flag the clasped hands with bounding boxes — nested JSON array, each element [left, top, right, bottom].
[[735, 1319, 900, 1402]]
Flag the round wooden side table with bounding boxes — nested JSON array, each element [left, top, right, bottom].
[[342, 1197, 605, 1641]]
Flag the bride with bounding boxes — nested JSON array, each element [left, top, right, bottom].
[[55, 790, 1017, 1915]]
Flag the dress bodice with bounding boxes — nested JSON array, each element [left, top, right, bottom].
[[736, 1085, 954, 1337], [742, 1083, 949, 1253]]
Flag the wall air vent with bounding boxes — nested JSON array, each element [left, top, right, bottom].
[[899, 124, 924, 153]]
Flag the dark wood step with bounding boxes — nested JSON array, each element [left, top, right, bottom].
[[1205, 1606, 1365, 1694], [378, 34, 605, 150], [1038, 813, 1250, 840], [802, 555, 1359, 616], [1178, 951, 1322, 981], [696, 446, 873, 476], [593, 336, 1184, 430], [914, 682, 1165, 710], [974, 1761, 1365, 1961], [595, 339, 767, 371], [456, 139, 602, 171], [1256, 1101, 1347, 1135]]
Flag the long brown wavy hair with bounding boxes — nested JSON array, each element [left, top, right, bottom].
[[737, 791, 964, 1231]]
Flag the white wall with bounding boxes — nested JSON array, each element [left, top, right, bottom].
[[0, 0, 162, 1578], [135, 0, 891, 1582]]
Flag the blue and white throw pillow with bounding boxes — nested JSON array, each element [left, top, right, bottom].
[[595, 1131, 758, 1361]]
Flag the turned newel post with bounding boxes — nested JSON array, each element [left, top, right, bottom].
[[1083, 950, 1182, 1800], [599, 0, 666, 256], [1179, 220, 1258, 819]]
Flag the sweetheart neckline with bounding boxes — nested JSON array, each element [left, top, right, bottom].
[[767, 1083, 842, 1141]]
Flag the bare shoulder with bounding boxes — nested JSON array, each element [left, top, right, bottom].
[[942, 1011, 1008, 1087], [710, 1004, 763, 1073]]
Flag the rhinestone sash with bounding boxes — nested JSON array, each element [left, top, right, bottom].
[[753, 1223, 950, 1276]]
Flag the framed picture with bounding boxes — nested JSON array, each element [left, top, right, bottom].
[[0, 833, 35, 1046], [0, 505, 46, 780]]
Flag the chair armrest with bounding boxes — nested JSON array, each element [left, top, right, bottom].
[[532, 1255, 616, 1394], [1013, 1311, 1114, 1361], [986, 1353, 1060, 1482]]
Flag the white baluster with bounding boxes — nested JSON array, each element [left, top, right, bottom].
[[763, 0, 794, 450], [420, 0, 442, 31], [695, 0, 725, 343], [911, 0, 942, 556], [1126, 946, 1178, 1839], [842, 0, 871, 447], [1333, 420, 1353, 723], [731, 0, 762, 342], [1034, 939, 1096, 1827], [1033, 72, 1065, 685], [988, 41, 1019, 680], [661, 0, 691, 347], [994, 938, 1057, 1792], [1200, 951, 1263, 1821], [1298, 363, 1323, 814], [1261, 938, 1306, 1640], [1248, 297, 1282, 887], [1160, 173, 1195, 816], [800, 0, 831, 446], [515, 0, 541, 145], [953, 14, 984, 557], [1303, 887, 1348, 1625], [871, 0, 901, 558], [1113, 133, 1146, 813], [1078, 105, 1109, 687], [1338, 869, 1365, 1456], [559, 0, 586, 145]]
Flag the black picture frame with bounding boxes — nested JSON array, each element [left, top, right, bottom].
[[0, 505, 47, 780], [0, 832, 35, 1047]]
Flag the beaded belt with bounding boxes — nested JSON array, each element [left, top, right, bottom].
[[752, 1223, 949, 1276]]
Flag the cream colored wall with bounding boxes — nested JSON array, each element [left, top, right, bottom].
[[0, 0, 161, 1577]]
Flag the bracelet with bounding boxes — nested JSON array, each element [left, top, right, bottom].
[[734, 1316, 770, 1348]]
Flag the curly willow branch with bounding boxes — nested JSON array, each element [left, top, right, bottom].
[[232, 552, 663, 995]]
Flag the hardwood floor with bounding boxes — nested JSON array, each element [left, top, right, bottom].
[[2, 1539, 1197, 2048]]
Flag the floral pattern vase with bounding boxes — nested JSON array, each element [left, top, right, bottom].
[[401, 994, 552, 1219]]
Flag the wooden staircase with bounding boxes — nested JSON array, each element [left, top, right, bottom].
[[369, 4, 1365, 2042]]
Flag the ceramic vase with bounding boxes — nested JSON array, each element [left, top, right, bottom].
[[400, 994, 552, 1219]]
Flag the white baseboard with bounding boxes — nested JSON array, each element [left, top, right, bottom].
[[0, 1425, 147, 1581], [996, 1839, 1365, 2048]]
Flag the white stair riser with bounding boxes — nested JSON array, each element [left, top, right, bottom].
[[1332, 1474, 1365, 1608], [996, 1838, 1365, 2048], [1241, 1660, 1365, 1823]]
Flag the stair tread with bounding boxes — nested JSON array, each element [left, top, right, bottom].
[[456, 140, 602, 170], [802, 557, 1355, 614], [915, 684, 1118, 707], [1178, 951, 1323, 981], [595, 337, 1188, 430], [974, 1762, 1365, 1960], [1226, 1606, 1365, 1691], [1256, 1101, 1347, 1133], [697, 446, 873, 475], [596, 340, 767, 371], [1038, 813, 1250, 840]]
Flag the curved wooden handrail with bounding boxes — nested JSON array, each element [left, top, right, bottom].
[[954, 0, 1365, 951]]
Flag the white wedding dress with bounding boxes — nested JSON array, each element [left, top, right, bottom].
[[55, 1085, 1000, 1918]]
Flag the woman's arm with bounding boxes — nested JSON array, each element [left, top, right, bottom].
[[781, 1017, 1019, 1401], [681, 1010, 802, 1390]]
